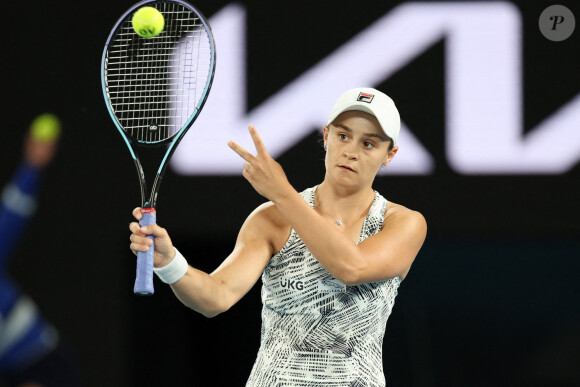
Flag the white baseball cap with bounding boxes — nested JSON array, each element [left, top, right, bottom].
[[326, 87, 400, 145]]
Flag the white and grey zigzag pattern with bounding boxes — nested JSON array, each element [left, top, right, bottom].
[[247, 186, 401, 387]]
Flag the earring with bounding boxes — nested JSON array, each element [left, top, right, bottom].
[[324, 144, 328, 150]]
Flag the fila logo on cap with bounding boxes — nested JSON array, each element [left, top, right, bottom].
[[357, 92, 374, 103]]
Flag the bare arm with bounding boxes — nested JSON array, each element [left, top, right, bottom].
[[129, 204, 278, 317], [277, 195, 425, 284], [253, 188, 426, 285], [228, 125, 427, 285]]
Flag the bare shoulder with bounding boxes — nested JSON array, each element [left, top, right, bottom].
[[246, 201, 292, 254], [249, 201, 290, 229], [380, 202, 427, 280], [383, 201, 427, 232]]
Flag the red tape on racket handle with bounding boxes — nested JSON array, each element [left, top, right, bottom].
[[134, 208, 156, 295]]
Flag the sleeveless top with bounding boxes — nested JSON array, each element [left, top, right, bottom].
[[246, 186, 401, 386]]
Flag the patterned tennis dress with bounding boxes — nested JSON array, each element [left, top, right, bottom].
[[246, 186, 401, 386]]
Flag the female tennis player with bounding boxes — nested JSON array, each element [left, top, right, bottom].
[[129, 87, 427, 386]]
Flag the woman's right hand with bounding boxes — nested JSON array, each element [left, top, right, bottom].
[[129, 207, 176, 268]]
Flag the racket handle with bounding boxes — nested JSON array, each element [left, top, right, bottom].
[[134, 208, 156, 295]]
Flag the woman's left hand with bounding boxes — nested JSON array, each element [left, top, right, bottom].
[[228, 125, 293, 203]]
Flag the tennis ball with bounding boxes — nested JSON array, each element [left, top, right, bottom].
[[132, 7, 165, 38], [30, 113, 61, 143]]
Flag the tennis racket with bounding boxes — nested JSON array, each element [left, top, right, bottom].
[[101, 0, 216, 295]]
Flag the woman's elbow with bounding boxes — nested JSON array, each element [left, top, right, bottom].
[[196, 305, 227, 319], [198, 299, 234, 318], [334, 265, 365, 286], [178, 297, 230, 319], [201, 310, 222, 318]]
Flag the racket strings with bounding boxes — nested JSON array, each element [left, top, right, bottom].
[[104, 2, 213, 144]]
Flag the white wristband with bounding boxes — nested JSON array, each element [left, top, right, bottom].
[[153, 248, 189, 284]]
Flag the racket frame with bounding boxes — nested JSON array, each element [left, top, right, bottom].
[[101, 0, 216, 294]]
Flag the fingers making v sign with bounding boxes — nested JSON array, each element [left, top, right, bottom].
[[228, 125, 293, 203]]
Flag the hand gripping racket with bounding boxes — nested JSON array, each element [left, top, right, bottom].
[[101, 0, 215, 295]]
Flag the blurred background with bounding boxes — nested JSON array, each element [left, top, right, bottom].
[[1, 0, 578, 385]]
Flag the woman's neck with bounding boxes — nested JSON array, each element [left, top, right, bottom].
[[314, 181, 375, 226]]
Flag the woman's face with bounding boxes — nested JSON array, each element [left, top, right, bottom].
[[323, 111, 398, 189]]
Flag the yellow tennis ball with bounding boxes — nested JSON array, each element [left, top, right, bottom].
[[132, 7, 165, 38], [30, 113, 61, 143]]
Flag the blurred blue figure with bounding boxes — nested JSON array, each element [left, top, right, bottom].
[[0, 117, 80, 387]]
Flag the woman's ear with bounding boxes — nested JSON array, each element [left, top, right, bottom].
[[323, 125, 329, 148], [382, 145, 399, 167]]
